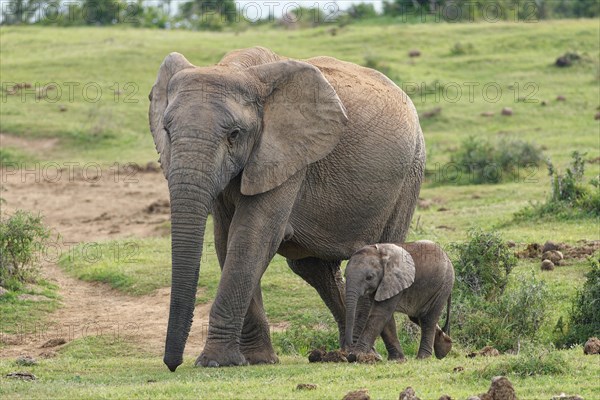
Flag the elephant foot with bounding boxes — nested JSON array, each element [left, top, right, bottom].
[[241, 348, 279, 365], [387, 351, 407, 362], [195, 346, 248, 368]]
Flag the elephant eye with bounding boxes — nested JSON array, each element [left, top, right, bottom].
[[228, 128, 241, 144], [366, 274, 374, 281]]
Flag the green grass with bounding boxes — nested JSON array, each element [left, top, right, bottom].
[[0, 279, 60, 336], [0, 347, 597, 399]]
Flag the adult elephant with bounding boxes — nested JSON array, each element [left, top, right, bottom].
[[149, 47, 425, 371]]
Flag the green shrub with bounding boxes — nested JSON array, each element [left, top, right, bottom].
[[453, 273, 549, 352], [451, 228, 517, 301], [515, 152, 600, 219], [448, 136, 544, 184], [272, 325, 338, 356], [562, 253, 600, 346], [480, 345, 566, 378], [346, 3, 378, 20], [0, 211, 51, 290]]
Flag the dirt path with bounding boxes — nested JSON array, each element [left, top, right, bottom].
[[0, 134, 211, 358]]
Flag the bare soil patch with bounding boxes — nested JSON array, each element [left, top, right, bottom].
[[0, 141, 211, 359]]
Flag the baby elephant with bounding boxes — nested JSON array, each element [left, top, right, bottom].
[[344, 241, 454, 360]]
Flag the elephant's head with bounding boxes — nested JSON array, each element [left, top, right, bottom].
[[433, 326, 453, 359], [344, 244, 415, 347], [149, 47, 348, 371]]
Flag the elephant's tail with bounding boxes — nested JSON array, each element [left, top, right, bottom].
[[442, 293, 451, 335]]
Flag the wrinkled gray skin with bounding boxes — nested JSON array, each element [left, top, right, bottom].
[[148, 47, 425, 371], [345, 241, 454, 360]]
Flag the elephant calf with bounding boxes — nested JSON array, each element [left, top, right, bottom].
[[344, 241, 454, 360]]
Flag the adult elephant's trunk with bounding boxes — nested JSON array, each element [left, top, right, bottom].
[[344, 290, 360, 349], [164, 170, 214, 372]]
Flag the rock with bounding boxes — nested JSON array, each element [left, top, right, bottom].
[[506, 240, 516, 248], [15, 356, 37, 366], [541, 100, 547, 106], [555, 52, 580, 68], [343, 389, 370, 400], [542, 241, 560, 253], [6, 372, 36, 381], [399, 386, 420, 400], [59, 105, 67, 112], [556, 95, 567, 101], [453, 366, 464, 372], [595, 112, 600, 121], [481, 111, 495, 117], [0, 286, 8, 297], [467, 397, 481, 400], [308, 348, 324, 363], [479, 346, 500, 357], [437, 207, 449, 212], [479, 376, 517, 400], [552, 393, 584, 400], [296, 383, 318, 390], [501, 107, 513, 116], [322, 350, 348, 363], [40, 338, 66, 348], [439, 396, 452, 400], [583, 337, 600, 355], [409, 49, 421, 58], [541, 259, 555, 271], [542, 250, 564, 265]]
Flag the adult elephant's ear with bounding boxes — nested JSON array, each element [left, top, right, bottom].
[[241, 60, 348, 196], [375, 244, 416, 302], [149, 53, 194, 178]]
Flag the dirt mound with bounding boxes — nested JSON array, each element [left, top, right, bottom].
[[322, 350, 348, 363], [479, 376, 517, 400], [342, 389, 370, 400], [296, 383, 317, 390], [399, 387, 421, 400], [583, 337, 600, 355], [517, 241, 599, 262]]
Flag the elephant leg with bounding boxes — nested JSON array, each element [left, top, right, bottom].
[[287, 257, 346, 346], [380, 318, 405, 361], [197, 174, 302, 367], [352, 297, 399, 354], [212, 197, 277, 365], [415, 316, 437, 359]]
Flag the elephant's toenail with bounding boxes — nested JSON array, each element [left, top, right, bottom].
[[207, 360, 219, 368]]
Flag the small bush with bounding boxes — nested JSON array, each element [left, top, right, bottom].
[[0, 211, 51, 289], [453, 273, 549, 352], [449, 136, 544, 184], [451, 229, 517, 301], [272, 325, 338, 356], [562, 253, 600, 346], [515, 152, 600, 219], [480, 345, 566, 378]]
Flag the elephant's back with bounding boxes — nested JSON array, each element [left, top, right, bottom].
[[306, 56, 420, 140]]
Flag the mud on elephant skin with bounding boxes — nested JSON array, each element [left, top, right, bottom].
[[344, 241, 454, 361], [148, 46, 426, 371]]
